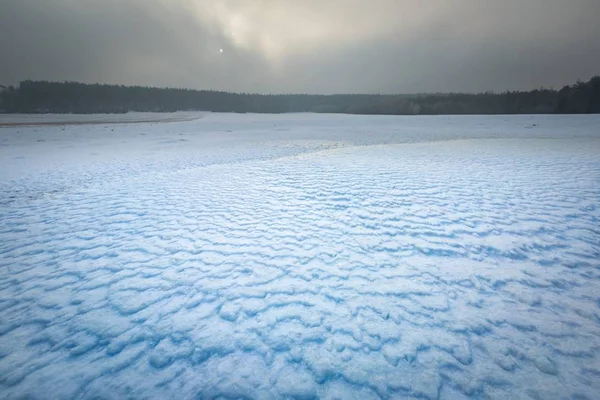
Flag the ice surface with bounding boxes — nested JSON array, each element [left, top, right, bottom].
[[0, 111, 205, 126], [1, 113, 599, 399]]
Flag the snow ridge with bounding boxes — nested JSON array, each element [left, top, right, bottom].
[[1, 114, 600, 399]]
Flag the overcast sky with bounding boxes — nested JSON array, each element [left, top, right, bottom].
[[1, 0, 599, 94]]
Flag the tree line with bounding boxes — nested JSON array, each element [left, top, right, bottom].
[[0, 76, 598, 115]]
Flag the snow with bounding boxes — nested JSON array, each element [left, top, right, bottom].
[[1, 113, 600, 399]]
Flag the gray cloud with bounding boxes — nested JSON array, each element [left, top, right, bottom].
[[1, 0, 599, 93]]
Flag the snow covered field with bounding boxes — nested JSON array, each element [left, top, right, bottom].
[[1, 113, 599, 399]]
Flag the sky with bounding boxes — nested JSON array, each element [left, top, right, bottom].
[[1, 0, 599, 94]]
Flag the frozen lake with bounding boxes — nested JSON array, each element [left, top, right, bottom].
[[1, 113, 599, 399]]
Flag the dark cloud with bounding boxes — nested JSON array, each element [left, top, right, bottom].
[[1, 0, 599, 93]]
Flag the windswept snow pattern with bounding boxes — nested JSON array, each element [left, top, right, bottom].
[[1, 114, 600, 399]]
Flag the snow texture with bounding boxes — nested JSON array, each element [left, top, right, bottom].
[[1, 113, 599, 399]]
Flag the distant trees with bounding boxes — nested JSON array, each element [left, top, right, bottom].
[[1, 76, 599, 115], [0, 85, 17, 113], [555, 77, 600, 114]]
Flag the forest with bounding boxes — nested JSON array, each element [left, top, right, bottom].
[[0, 76, 598, 115]]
